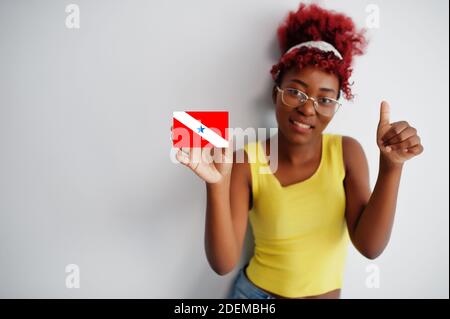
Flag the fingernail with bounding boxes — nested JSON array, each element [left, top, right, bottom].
[[386, 146, 392, 152]]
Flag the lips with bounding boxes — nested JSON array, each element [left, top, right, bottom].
[[289, 117, 315, 129]]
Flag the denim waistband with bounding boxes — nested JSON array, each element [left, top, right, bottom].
[[228, 265, 276, 299]]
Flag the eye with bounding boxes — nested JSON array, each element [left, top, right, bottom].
[[286, 88, 300, 96], [318, 97, 335, 105], [286, 88, 308, 101]]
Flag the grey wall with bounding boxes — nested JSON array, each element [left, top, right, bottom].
[[0, 0, 448, 298]]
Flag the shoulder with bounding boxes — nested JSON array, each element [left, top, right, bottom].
[[341, 135, 363, 150], [341, 135, 367, 173]]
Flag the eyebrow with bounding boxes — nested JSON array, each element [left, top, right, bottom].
[[288, 79, 337, 94]]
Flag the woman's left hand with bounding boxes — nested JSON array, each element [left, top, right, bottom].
[[377, 101, 424, 166]]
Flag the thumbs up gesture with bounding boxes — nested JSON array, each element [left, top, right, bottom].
[[377, 101, 424, 165]]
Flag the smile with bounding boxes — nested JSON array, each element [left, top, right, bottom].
[[290, 117, 314, 127], [289, 118, 314, 134], [292, 119, 312, 128]]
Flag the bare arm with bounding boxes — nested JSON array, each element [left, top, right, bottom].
[[204, 153, 251, 275], [344, 136, 403, 259], [343, 101, 424, 259], [175, 145, 251, 275]]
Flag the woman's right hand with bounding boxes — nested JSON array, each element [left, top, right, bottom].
[[175, 146, 233, 184], [172, 126, 233, 184]]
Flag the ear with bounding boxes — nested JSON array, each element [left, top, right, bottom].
[[272, 85, 278, 105]]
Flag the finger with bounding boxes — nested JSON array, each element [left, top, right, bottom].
[[387, 135, 421, 151], [183, 147, 201, 162], [383, 127, 417, 146], [177, 147, 199, 170], [211, 137, 233, 162], [379, 101, 390, 127], [211, 146, 222, 164], [180, 147, 191, 156], [175, 148, 191, 165], [381, 121, 410, 143], [405, 144, 424, 156], [202, 147, 215, 165]]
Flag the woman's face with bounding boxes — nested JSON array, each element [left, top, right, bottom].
[[272, 65, 340, 145]]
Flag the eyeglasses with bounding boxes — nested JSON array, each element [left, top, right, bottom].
[[276, 86, 341, 117]]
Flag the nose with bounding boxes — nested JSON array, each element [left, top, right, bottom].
[[295, 98, 316, 116]]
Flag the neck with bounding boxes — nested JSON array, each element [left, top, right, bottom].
[[277, 130, 322, 165]]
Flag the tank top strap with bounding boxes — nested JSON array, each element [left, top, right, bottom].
[[323, 133, 345, 180]]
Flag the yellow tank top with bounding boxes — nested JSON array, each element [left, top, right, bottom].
[[244, 133, 349, 298]]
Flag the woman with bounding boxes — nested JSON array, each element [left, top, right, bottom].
[[174, 3, 423, 299]]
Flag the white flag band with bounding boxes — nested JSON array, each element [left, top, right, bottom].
[[173, 111, 229, 148]]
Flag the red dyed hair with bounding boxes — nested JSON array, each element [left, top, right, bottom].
[[271, 3, 367, 100]]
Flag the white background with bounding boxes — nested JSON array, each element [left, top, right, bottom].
[[0, 0, 448, 298]]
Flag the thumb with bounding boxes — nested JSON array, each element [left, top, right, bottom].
[[379, 101, 390, 127]]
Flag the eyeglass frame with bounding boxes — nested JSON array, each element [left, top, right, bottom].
[[275, 86, 342, 117]]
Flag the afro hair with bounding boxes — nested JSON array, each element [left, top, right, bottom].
[[270, 3, 367, 100]]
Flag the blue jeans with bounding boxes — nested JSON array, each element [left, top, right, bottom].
[[227, 265, 276, 299]]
